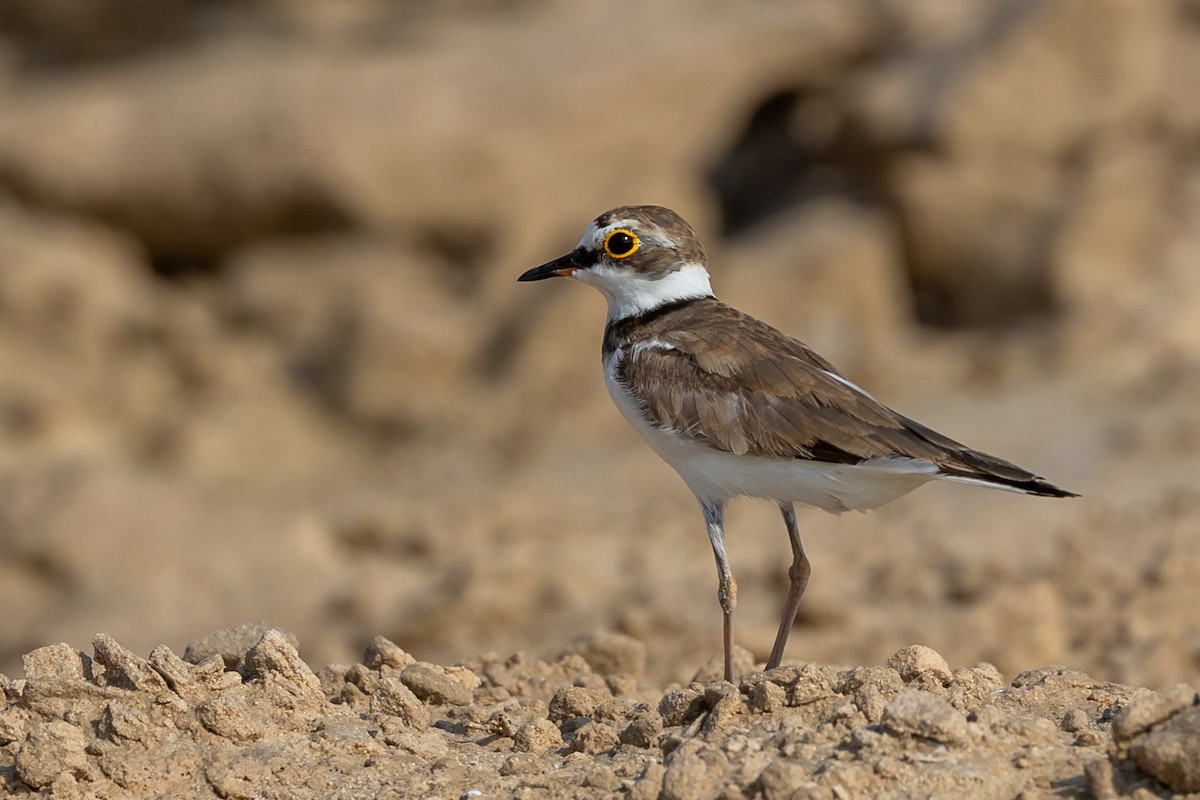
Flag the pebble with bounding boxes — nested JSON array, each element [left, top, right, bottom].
[[548, 685, 605, 722], [749, 680, 786, 713], [628, 763, 667, 800], [658, 688, 706, 727], [362, 636, 415, 670], [400, 662, 478, 706], [1111, 684, 1198, 742], [512, 718, 563, 752], [21, 644, 89, 682], [1060, 708, 1090, 733], [1129, 706, 1200, 792], [370, 676, 431, 730], [887, 645, 953, 687], [881, 689, 968, 744], [15, 720, 90, 789], [92, 635, 167, 693], [661, 743, 729, 800], [701, 691, 747, 736], [196, 690, 265, 743], [344, 663, 380, 695], [183, 622, 300, 670], [620, 712, 664, 749], [854, 684, 889, 723], [568, 720, 618, 754], [759, 757, 813, 800], [243, 631, 323, 699]]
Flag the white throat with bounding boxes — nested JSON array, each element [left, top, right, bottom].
[[575, 262, 714, 321]]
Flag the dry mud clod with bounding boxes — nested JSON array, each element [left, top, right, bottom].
[[3, 634, 1197, 798]]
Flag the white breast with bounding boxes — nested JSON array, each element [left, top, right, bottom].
[[603, 347, 939, 513]]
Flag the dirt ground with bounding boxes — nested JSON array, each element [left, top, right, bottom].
[[3, 628, 1199, 798], [2, 0, 1200, 797]]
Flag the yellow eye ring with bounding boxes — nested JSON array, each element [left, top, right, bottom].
[[604, 229, 640, 259]]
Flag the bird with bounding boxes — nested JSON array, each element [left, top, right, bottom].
[[518, 204, 1078, 682]]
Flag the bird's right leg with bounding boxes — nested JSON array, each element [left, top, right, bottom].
[[700, 499, 736, 682], [766, 501, 811, 670]]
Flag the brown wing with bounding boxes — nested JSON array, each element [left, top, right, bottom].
[[614, 300, 1075, 496]]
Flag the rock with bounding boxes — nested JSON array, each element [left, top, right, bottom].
[[1061, 708, 1090, 733], [147, 645, 205, 703], [854, 684, 889, 723], [947, 664, 1007, 711], [838, 665, 904, 695], [362, 636, 415, 671], [183, 623, 300, 670], [243, 630, 322, 700], [658, 688, 707, 727], [888, 645, 953, 687], [1084, 757, 1119, 800], [749, 680, 787, 713], [703, 680, 737, 706], [548, 685, 606, 722], [592, 696, 635, 723], [1112, 683, 1198, 742], [620, 712, 664, 749], [701, 691, 747, 737], [881, 689, 969, 744], [196, 689, 265, 743], [14, 720, 90, 789], [20, 643, 89, 682], [92, 634, 167, 693], [0, 706, 33, 745], [661, 743, 730, 800], [343, 663, 380, 696], [562, 631, 646, 679], [759, 757, 814, 800], [790, 663, 843, 706], [97, 702, 155, 745], [629, 763, 667, 800], [1128, 706, 1200, 792], [568, 720, 618, 754], [512, 718, 562, 753], [399, 662, 478, 706], [583, 764, 620, 791], [369, 676, 430, 730]]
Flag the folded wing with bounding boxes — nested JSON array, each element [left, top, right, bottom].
[[615, 302, 1075, 498]]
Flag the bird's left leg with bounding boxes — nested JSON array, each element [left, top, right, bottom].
[[767, 501, 811, 670], [700, 499, 737, 682]]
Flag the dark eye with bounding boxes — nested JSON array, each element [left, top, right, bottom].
[[604, 229, 639, 259]]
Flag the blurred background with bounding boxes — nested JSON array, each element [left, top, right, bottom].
[[0, 0, 1197, 688]]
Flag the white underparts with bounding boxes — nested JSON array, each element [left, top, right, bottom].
[[575, 262, 714, 321], [603, 347, 941, 513]]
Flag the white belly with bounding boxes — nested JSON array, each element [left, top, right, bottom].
[[603, 349, 937, 513]]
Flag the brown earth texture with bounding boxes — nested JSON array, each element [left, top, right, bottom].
[[1, 0, 1200, 797]]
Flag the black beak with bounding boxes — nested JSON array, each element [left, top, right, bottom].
[[517, 248, 590, 282]]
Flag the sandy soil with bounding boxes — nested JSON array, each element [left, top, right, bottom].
[[2, 628, 1199, 798], [1, 0, 1200, 796]]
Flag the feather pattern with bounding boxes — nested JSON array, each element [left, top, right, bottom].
[[604, 297, 1075, 498]]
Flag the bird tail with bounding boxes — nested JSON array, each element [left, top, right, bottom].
[[939, 471, 1079, 498]]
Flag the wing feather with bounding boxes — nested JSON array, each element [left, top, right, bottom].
[[610, 299, 1075, 496]]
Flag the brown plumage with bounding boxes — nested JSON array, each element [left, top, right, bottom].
[[605, 296, 1074, 497]]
